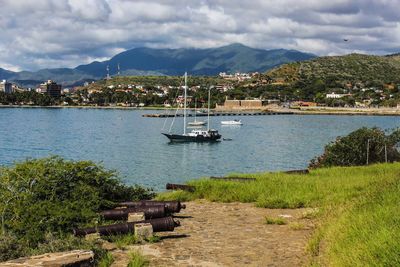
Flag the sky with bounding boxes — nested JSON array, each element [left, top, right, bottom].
[[0, 0, 399, 71]]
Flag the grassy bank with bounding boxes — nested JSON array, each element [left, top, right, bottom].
[[158, 163, 400, 266]]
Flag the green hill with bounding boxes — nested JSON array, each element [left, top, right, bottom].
[[266, 53, 400, 85]]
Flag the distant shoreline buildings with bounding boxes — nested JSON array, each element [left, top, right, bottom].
[[36, 80, 62, 97], [219, 72, 255, 81], [0, 80, 13, 94]]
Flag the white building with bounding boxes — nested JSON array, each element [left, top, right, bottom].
[[326, 92, 351, 99], [0, 80, 13, 93]]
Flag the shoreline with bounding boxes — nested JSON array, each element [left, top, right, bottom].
[[274, 107, 400, 116], [2, 104, 400, 116], [0, 104, 172, 110]]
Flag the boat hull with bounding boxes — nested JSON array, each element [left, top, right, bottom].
[[187, 121, 207, 126], [162, 133, 221, 142], [221, 120, 242, 125]]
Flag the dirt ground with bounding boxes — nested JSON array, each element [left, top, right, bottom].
[[111, 200, 315, 267]]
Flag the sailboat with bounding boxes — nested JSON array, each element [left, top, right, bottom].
[[188, 99, 207, 126], [162, 72, 221, 142]]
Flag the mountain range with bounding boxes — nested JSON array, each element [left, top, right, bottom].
[[0, 44, 315, 87]]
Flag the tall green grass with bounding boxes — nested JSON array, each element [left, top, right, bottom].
[[157, 163, 400, 266], [324, 177, 400, 266], [158, 163, 399, 208], [127, 251, 149, 267], [98, 252, 114, 267]]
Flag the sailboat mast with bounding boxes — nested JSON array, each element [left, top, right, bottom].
[[183, 72, 187, 135], [194, 98, 197, 122], [207, 87, 210, 131]]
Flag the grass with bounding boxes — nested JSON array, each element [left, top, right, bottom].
[[106, 234, 138, 249], [98, 252, 114, 267], [301, 208, 320, 219], [157, 163, 400, 266], [158, 164, 398, 208], [324, 177, 400, 266], [289, 222, 306, 230], [146, 235, 161, 243], [265, 216, 286, 225], [127, 251, 149, 267]]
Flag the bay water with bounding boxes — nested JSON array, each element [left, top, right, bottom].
[[0, 107, 399, 190]]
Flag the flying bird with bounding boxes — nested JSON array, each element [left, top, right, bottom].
[[343, 39, 349, 42]]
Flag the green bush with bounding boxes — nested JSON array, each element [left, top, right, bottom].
[[0, 234, 27, 261], [310, 127, 400, 168], [0, 156, 154, 261]]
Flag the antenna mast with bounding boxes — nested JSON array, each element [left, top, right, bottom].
[[106, 65, 110, 80], [183, 72, 187, 135], [207, 87, 211, 131]]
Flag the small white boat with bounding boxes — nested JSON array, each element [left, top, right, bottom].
[[221, 119, 243, 125], [188, 99, 207, 126], [188, 121, 207, 126]]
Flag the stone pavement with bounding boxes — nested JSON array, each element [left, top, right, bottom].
[[112, 200, 315, 267]]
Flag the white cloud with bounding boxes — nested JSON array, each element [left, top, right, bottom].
[[0, 0, 399, 71], [68, 0, 111, 21]]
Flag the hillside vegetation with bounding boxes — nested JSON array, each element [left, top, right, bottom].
[[267, 53, 400, 84], [263, 53, 400, 105]]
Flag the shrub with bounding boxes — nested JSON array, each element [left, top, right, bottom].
[[309, 127, 400, 168], [0, 234, 26, 261], [0, 156, 154, 260]]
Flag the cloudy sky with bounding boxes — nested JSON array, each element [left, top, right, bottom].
[[1, 0, 399, 71]]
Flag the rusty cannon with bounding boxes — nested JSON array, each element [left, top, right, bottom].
[[101, 206, 167, 220], [117, 200, 186, 213], [73, 216, 180, 237]]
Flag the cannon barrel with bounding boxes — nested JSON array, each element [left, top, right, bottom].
[[117, 200, 186, 213], [73, 216, 180, 237], [101, 206, 166, 220]]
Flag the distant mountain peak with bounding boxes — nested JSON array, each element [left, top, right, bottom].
[[222, 43, 249, 48], [1, 44, 315, 87]]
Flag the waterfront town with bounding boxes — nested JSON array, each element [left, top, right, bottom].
[[1, 70, 400, 110]]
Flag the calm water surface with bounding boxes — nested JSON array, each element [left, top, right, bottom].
[[1, 108, 399, 190]]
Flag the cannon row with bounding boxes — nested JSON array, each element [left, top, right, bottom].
[[73, 216, 179, 237], [73, 200, 185, 237]]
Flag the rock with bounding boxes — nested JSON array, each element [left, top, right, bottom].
[[128, 212, 145, 222], [0, 250, 94, 267], [101, 241, 117, 251], [278, 214, 293, 218], [134, 223, 153, 241], [85, 232, 101, 242]]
